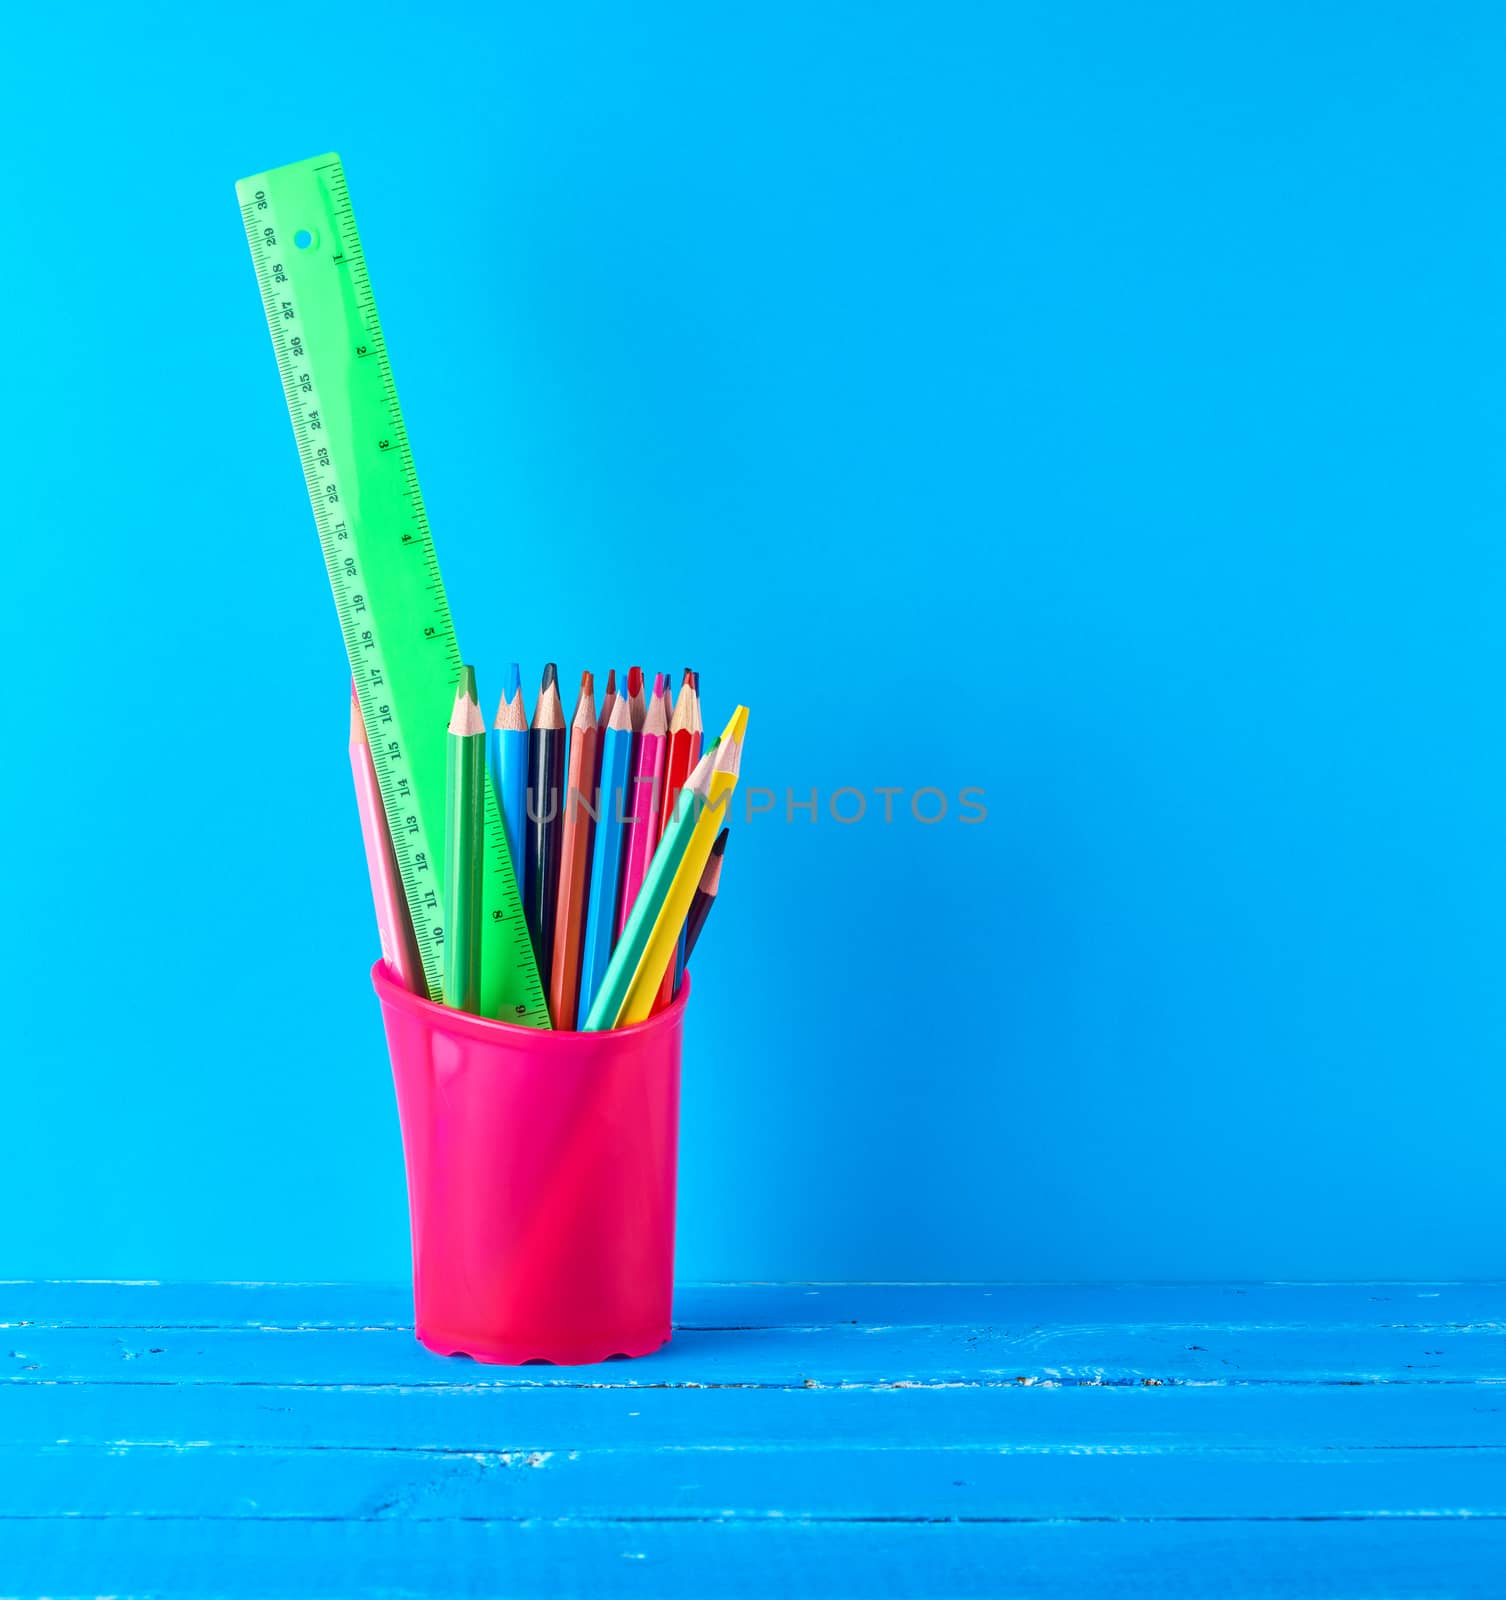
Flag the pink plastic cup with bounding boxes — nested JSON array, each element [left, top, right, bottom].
[[372, 960, 686, 1365]]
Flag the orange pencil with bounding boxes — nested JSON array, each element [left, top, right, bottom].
[[549, 671, 600, 1028]]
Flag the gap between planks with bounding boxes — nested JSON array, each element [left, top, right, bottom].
[[4, 1513, 1506, 1526]]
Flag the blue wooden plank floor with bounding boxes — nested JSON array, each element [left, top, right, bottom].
[[2, 1283, 1503, 1597]]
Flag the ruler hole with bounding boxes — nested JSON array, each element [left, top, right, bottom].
[[294, 229, 315, 250]]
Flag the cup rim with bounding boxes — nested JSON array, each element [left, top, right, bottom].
[[371, 959, 690, 1046]]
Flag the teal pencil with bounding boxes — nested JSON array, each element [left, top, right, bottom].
[[577, 690, 634, 1018], [489, 661, 528, 887]]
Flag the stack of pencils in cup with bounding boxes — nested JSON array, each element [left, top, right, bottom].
[[350, 663, 747, 1031]]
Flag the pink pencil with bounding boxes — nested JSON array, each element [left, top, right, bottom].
[[616, 674, 669, 938], [349, 686, 422, 992]]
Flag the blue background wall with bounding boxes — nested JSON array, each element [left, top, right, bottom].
[[4, 2, 1504, 1282]]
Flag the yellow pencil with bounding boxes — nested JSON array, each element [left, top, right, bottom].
[[612, 705, 747, 1026]]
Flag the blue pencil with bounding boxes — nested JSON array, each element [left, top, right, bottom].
[[489, 661, 529, 889], [577, 689, 634, 1018]]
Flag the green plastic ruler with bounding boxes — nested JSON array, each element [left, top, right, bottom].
[[236, 153, 548, 1026]]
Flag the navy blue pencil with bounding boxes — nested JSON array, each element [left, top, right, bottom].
[[525, 663, 565, 980]]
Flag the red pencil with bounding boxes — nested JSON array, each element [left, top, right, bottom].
[[625, 665, 646, 733], [657, 676, 698, 844]]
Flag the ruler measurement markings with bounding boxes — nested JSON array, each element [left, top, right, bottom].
[[243, 172, 449, 993], [238, 155, 547, 1023], [318, 203, 452, 969]]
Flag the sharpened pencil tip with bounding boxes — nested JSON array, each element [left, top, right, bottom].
[[449, 666, 486, 735], [696, 828, 728, 897], [542, 662, 558, 691], [494, 681, 528, 729], [627, 665, 643, 697], [686, 746, 717, 794], [711, 734, 741, 783], [605, 668, 617, 695], [504, 661, 521, 699]]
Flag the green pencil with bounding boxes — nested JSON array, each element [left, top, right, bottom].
[[443, 665, 486, 1014]]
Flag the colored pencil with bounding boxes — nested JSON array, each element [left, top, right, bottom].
[[584, 709, 746, 1030], [654, 674, 703, 1010], [625, 664, 647, 733], [658, 678, 697, 842], [548, 672, 599, 1029], [681, 827, 728, 970], [584, 746, 716, 1031], [599, 668, 618, 744], [622, 666, 646, 824], [488, 661, 528, 889], [348, 686, 422, 992], [443, 665, 486, 1014], [676, 726, 720, 985], [526, 663, 566, 980], [619, 714, 742, 1025], [616, 678, 668, 937], [578, 689, 633, 1019]]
